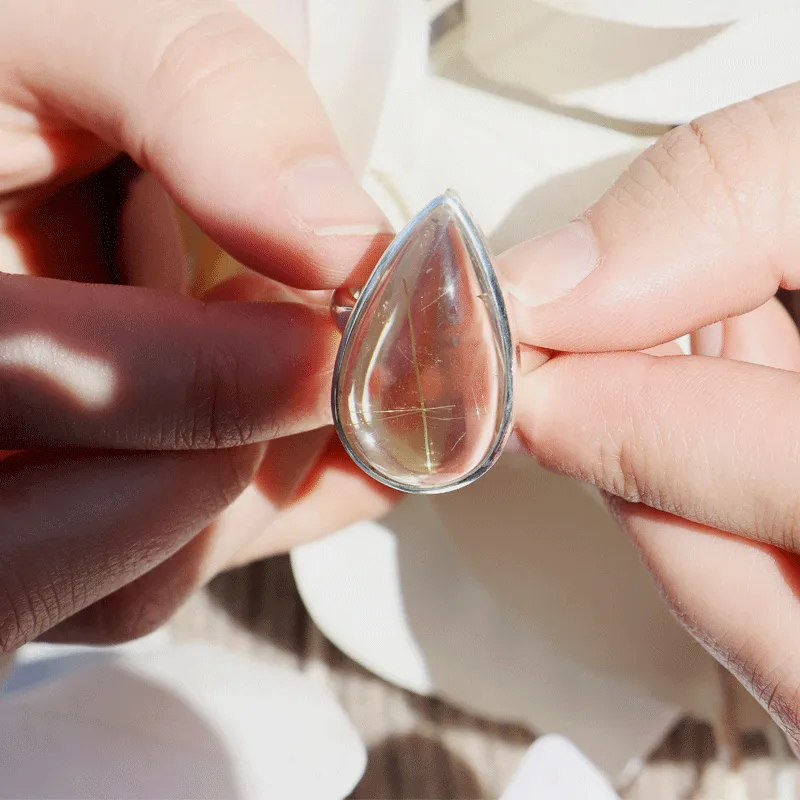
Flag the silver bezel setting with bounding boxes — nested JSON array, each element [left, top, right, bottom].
[[331, 190, 515, 495]]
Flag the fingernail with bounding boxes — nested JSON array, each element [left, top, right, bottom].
[[280, 156, 393, 237], [503, 220, 599, 307]]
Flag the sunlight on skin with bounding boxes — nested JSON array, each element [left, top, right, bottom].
[[0, 333, 116, 406]]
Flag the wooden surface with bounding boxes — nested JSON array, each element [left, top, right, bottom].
[[168, 555, 800, 800]]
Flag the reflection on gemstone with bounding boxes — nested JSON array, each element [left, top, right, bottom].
[[332, 191, 513, 493]]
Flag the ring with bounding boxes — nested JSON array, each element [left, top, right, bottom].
[[331, 190, 514, 494]]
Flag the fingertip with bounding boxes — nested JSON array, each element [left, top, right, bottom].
[[132, 17, 394, 290], [512, 355, 571, 472], [223, 158, 394, 288], [257, 426, 333, 509], [499, 220, 600, 349], [496, 89, 800, 354], [500, 220, 598, 309]]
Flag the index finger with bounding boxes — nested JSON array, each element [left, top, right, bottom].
[[0, 273, 336, 450]]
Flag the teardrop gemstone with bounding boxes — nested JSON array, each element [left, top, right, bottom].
[[332, 191, 513, 493]]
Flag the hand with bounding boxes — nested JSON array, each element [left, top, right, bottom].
[[0, 0, 394, 649], [502, 82, 800, 750]]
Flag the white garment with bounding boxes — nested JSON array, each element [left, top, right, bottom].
[[0, 641, 366, 800], [0, 639, 622, 800]]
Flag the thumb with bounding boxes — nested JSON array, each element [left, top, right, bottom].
[[499, 82, 800, 352], [2, 0, 391, 289]]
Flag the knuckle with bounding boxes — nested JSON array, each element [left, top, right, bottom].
[[518, 355, 662, 506], [129, 6, 295, 165], [184, 341, 254, 449], [590, 432, 645, 504], [609, 436, 646, 503], [613, 100, 781, 236], [0, 572, 57, 653], [756, 674, 800, 744], [757, 490, 800, 555], [590, 361, 662, 505]]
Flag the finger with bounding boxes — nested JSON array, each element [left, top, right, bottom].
[[200, 264, 330, 308], [43, 434, 397, 645], [690, 322, 724, 358], [0, 112, 117, 206], [37, 266, 378, 645], [224, 433, 398, 566], [609, 303, 800, 745], [515, 301, 800, 549], [199, 272, 399, 564], [2, 0, 391, 288], [500, 83, 800, 351], [0, 273, 337, 449], [0, 169, 118, 281], [0, 443, 262, 651], [691, 298, 800, 366], [613, 504, 800, 747], [118, 169, 189, 293], [721, 296, 800, 370]]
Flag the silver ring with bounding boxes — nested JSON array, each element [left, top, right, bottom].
[[331, 190, 514, 494]]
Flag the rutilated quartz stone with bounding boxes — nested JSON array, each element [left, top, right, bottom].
[[333, 192, 512, 493]]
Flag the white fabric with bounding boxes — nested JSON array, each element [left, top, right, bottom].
[[0, 640, 627, 800], [462, 1, 800, 124], [292, 466, 688, 786], [500, 736, 621, 800], [0, 643, 365, 800], [307, 0, 404, 176], [509, 0, 799, 28]]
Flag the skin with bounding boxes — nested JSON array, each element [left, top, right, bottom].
[[0, 0, 395, 648], [5, 0, 800, 757], [501, 84, 800, 752]]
